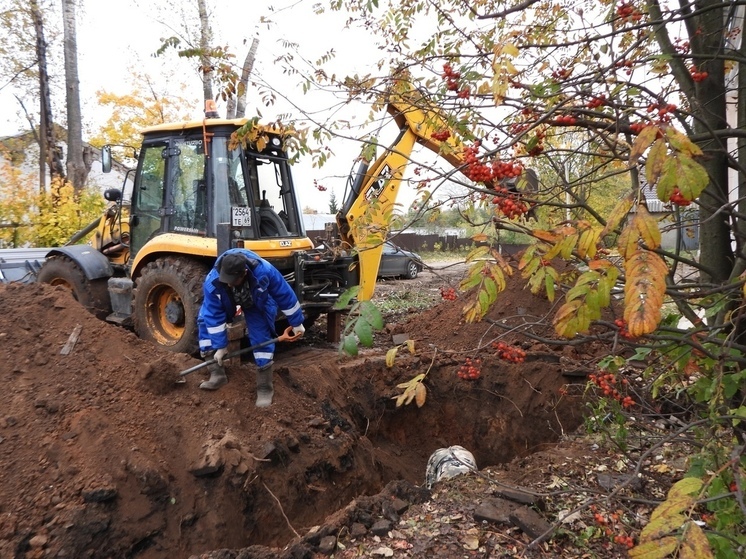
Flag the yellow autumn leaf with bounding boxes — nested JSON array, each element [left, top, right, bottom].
[[645, 138, 667, 186], [577, 227, 600, 259], [415, 382, 427, 407], [386, 346, 398, 368], [405, 339, 415, 354], [501, 42, 519, 57], [679, 522, 714, 559], [553, 299, 583, 338], [666, 127, 704, 157], [532, 229, 561, 243], [601, 191, 635, 237], [629, 536, 678, 559], [630, 125, 661, 164], [617, 221, 640, 259], [633, 206, 662, 250]]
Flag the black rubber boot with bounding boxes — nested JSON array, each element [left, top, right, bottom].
[[199, 353, 227, 390], [255, 363, 274, 407]]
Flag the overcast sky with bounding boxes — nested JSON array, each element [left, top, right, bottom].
[[0, 0, 445, 213]]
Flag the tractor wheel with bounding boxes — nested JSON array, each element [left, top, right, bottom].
[[133, 257, 208, 354], [37, 255, 112, 320]]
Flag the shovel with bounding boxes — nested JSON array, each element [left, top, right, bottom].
[[178, 326, 301, 377]]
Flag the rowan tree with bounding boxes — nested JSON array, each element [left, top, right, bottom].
[[282, 1, 746, 555]]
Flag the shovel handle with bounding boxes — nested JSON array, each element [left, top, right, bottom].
[[178, 326, 302, 377]]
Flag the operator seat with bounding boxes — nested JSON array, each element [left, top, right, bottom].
[[258, 194, 289, 237]]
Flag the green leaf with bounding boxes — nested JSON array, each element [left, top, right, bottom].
[[340, 334, 359, 356], [359, 300, 384, 329], [333, 286, 360, 310], [354, 318, 374, 347]]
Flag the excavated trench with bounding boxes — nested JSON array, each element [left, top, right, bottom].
[[181, 348, 585, 555], [1, 279, 591, 559]]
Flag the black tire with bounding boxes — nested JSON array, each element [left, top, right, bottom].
[[133, 257, 209, 354], [405, 260, 420, 279], [37, 255, 112, 320]]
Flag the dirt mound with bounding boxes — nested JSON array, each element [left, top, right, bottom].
[[0, 266, 599, 559]]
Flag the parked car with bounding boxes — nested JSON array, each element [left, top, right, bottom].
[[378, 241, 423, 279]]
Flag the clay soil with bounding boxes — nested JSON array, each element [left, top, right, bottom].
[[0, 260, 619, 559]]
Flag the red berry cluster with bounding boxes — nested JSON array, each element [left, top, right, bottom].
[[614, 534, 635, 549], [492, 189, 530, 219], [313, 179, 327, 192], [552, 68, 572, 80], [690, 66, 709, 82], [440, 286, 458, 301], [669, 187, 692, 206], [629, 122, 645, 134], [457, 357, 482, 380], [492, 341, 526, 363], [616, 2, 643, 24], [590, 506, 635, 549], [646, 102, 677, 123], [431, 129, 451, 141], [588, 371, 635, 408], [615, 58, 635, 75], [462, 144, 524, 184], [586, 95, 606, 109], [442, 63, 470, 99], [613, 318, 636, 340], [554, 114, 577, 125]]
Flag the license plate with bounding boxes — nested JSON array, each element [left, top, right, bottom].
[[231, 207, 251, 227]]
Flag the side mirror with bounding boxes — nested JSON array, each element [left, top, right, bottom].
[[102, 145, 112, 173], [104, 188, 122, 202]]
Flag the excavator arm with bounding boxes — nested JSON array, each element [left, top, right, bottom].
[[337, 79, 474, 301]]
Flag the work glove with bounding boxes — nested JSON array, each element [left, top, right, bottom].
[[292, 324, 305, 337], [214, 347, 229, 366]]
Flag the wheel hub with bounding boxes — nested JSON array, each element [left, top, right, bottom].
[[164, 300, 185, 326]]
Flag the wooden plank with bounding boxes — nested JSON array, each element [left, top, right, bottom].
[[60, 324, 82, 355]]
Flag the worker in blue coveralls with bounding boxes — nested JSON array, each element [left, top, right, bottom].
[[197, 248, 305, 407]]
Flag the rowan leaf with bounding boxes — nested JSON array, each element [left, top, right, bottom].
[[630, 125, 660, 164], [528, 266, 546, 295], [677, 153, 709, 201], [553, 299, 582, 338], [566, 280, 592, 303], [666, 127, 703, 157], [628, 537, 678, 559], [617, 221, 640, 259], [623, 250, 667, 337], [465, 245, 490, 262], [679, 522, 713, 559], [405, 339, 415, 354], [633, 205, 662, 250], [645, 138, 667, 185], [577, 226, 600, 259], [414, 382, 427, 408], [386, 346, 398, 368], [656, 157, 678, 202], [545, 270, 556, 302], [532, 229, 561, 243], [601, 191, 634, 237]]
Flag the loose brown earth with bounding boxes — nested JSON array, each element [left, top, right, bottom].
[[0, 260, 631, 559]]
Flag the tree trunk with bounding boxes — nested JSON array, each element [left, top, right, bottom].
[[197, 0, 213, 105], [62, 0, 87, 194], [229, 37, 259, 119], [30, 0, 65, 195], [692, 3, 733, 284]]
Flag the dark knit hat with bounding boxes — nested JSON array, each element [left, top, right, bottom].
[[218, 253, 247, 284]]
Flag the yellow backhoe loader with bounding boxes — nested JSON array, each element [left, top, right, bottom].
[[0, 79, 534, 354]]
